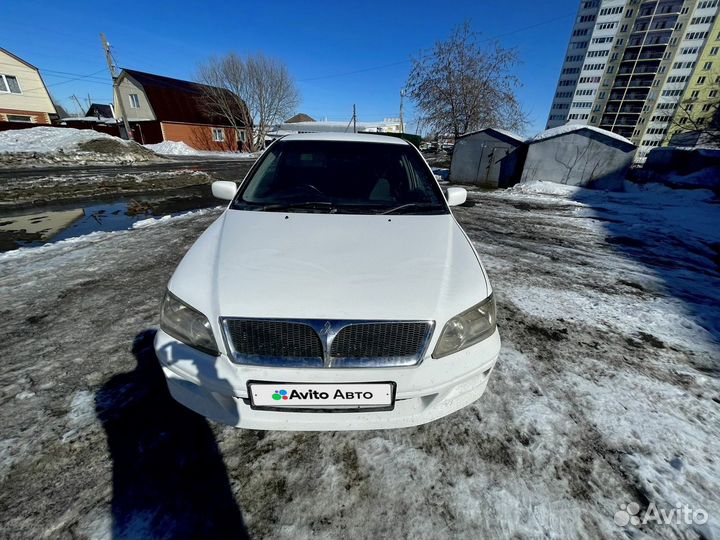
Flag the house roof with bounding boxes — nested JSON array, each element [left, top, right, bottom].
[[458, 127, 527, 144], [0, 47, 38, 70], [120, 68, 248, 126], [285, 113, 316, 123], [86, 103, 114, 118], [280, 132, 409, 145], [530, 124, 634, 147]]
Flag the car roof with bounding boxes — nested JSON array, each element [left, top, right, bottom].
[[279, 132, 409, 145]]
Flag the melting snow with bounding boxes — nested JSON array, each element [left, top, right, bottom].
[[0, 126, 135, 154], [144, 140, 257, 158], [1, 183, 718, 539]]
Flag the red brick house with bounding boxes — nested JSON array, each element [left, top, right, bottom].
[[113, 69, 250, 151]]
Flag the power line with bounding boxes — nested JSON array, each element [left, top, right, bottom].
[[0, 60, 109, 85], [299, 60, 410, 82], [297, 13, 575, 83], [18, 68, 109, 94], [481, 13, 575, 41]]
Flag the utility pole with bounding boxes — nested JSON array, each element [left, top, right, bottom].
[[399, 89, 406, 134], [70, 95, 84, 117], [353, 104, 357, 133], [101, 33, 133, 140]]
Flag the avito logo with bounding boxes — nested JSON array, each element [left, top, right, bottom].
[[271, 388, 375, 400]]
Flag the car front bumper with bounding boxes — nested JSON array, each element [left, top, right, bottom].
[[154, 328, 500, 431]]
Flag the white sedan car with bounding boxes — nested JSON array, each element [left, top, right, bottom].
[[155, 133, 500, 430]]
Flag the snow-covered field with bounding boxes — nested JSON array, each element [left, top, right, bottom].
[[145, 140, 259, 159], [0, 127, 160, 167], [0, 185, 718, 539]]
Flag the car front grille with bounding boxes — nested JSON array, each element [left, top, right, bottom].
[[224, 319, 323, 359], [330, 322, 430, 358], [221, 318, 434, 368]]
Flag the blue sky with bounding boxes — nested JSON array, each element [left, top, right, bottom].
[[3, 0, 578, 135]]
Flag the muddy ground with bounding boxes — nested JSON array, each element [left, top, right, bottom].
[[0, 188, 718, 539], [0, 158, 254, 210]]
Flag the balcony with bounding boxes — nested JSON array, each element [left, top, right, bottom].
[[618, 66, 657, 74], [623, 48, 665, 61], [613, 77, 654, 89], [616, 115, 641, 125], [605, 105, 644, 113]]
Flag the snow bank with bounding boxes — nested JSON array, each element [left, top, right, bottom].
[[0, 127, 159, 167], [144, 140, 257, 158], [0, 127, 132, 154], [514, 179, 716, 202], [131, 206, 221, 229], [511, 180, 586, 197]]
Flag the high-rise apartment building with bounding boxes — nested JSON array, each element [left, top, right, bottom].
[[547, 0, 720, 160]]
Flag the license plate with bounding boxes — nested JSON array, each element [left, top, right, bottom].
[[248, 382, 395, 411]]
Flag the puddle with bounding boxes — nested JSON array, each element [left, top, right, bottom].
[[0, 185, 219, 252]]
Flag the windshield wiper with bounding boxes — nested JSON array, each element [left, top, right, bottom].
[[256, 201, 336, 213], [381, 203, 442, 215]]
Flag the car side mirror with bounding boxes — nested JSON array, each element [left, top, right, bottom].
[[212, 181, 237, 201], [445, 187, 467, 207]]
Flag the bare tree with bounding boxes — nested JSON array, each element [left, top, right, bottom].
[[668, 85, 720, 147], [196, 54, 254, 150], [196, 53, 299, 151], [406, 21, 527, 139]]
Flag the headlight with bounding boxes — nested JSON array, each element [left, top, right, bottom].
[[432, 295, 496, 358], [160, 290, 219, 356]]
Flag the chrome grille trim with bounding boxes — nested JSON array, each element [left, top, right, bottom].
[[220, 318, 434, 368]]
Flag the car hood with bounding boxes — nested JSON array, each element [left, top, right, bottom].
[[169, 209, 489, 324]]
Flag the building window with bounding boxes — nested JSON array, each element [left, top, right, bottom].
[[0, 74, 22, 94], [703, 62, 713, 71], [711, 47, 719, 56], [690, 16, 716, 25], [128, 94, 140, 108], [710, 90, 718, 97], [691, 90, 700, 98], [6, 114, 32, 122], [212, 128, 225, 142]]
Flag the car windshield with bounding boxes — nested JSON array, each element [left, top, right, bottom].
[[231, 140, 448, 215]]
